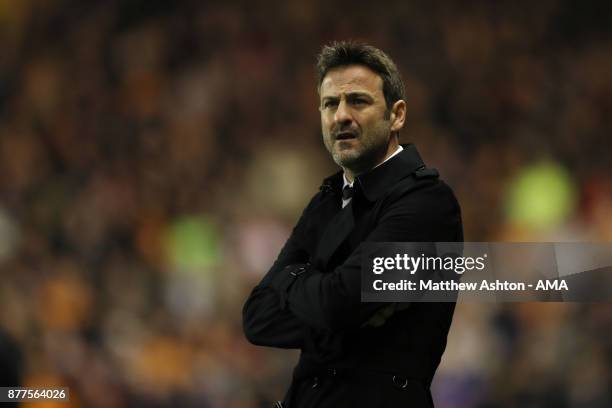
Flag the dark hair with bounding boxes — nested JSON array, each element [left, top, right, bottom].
[[316, 41, 406, 110]]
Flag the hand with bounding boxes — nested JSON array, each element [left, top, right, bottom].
[[361, 303, 411, 328]]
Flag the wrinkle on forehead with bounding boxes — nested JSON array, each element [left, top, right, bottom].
[[320, 65, 384, 99]]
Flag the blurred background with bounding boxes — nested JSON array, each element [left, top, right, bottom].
[[0, 0, 611, 406]]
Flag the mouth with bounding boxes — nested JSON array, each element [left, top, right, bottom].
[[335, 132, 357, 141]]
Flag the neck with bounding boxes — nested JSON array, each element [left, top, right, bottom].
[[344, 171, 356, 184]]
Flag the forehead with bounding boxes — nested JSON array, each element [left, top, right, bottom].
[[320, 65, 384, 97]]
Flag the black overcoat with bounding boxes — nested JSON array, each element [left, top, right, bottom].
[[243, 144, 463, 407]]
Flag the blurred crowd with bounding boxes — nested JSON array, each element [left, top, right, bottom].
[[0, 0, 611, 406]]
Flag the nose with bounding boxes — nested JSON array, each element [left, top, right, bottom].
[[334, 99, 353, 126]]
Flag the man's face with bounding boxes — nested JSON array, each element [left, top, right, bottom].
[[319, 65, 396, 175]]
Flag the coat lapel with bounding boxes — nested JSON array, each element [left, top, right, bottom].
[[312, 201, 355, 270]]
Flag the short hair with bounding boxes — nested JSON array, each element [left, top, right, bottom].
[[316, 41, 406, 110]]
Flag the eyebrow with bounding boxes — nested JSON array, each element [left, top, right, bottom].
[[321, 91, 374, 101]]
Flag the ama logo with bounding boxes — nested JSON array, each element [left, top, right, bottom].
[[536, 279, 568, 290]]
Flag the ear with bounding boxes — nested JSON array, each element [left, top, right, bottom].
[[389, 100, 406, 132]]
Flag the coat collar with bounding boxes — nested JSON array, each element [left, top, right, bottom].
[[320, 144, 425, 202], [357, 143, 425, 201]]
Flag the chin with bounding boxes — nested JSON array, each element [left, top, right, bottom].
[[334, 152, 363, 169]]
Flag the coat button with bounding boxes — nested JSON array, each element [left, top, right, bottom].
[[393, 375, 409, 389], [311, 376, 319, 388], [328, 368, 337, 376]]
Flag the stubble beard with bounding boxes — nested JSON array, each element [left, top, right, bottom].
[[324, 124, 392, 176]]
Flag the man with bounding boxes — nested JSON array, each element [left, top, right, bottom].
[[243, 42, 463, 407]]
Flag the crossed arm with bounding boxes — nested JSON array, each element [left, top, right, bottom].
[[242, 185, 461, 348], [242, 222, 310, 348]]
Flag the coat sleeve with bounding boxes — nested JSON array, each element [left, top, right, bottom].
[[242, 196, 318, 348], [267, 181, 463, 332]]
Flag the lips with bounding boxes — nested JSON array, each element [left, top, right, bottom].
[[335, 132, 357, 140]]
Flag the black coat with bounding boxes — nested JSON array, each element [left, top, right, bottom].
[[243, 144, 463, 407]]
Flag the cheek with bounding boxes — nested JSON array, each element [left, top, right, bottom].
[[322, 114, 333, 127], [321, 122, 331, 141], [321, 118, 334, 135]]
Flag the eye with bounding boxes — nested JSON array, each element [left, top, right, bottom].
[[349, 97, 369, 106], [323, 100, 338, 109]]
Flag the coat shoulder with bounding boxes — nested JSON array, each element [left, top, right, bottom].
[[385, 172, 461, 213]]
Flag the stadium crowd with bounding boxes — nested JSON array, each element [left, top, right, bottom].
[[0, 0, 610, 406]]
